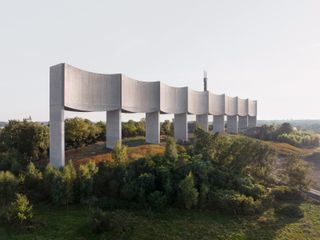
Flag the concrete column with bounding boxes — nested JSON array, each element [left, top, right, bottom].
[[238, 116, 248, 132], [107, 109, 121, 149], [213, 115, 224, 133], [174, 113, 188, 142], [227, 115, 238, 134], [248, 116, 257, 128], [50, 64, 65, 168], [146, 111, 160, 144], [196, 114, 208, 131]]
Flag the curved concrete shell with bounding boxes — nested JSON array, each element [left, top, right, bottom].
[[64, 64, 121, 112], [208, 93, 225, 115], [225, 96, 238, 116], [237, 98, 249, 117], [122, 76, 160, 113], [160, 83, 188, 114], [188, 89, 208, 114], [248, 99, 257, 117], [50, 63, 258, 168]]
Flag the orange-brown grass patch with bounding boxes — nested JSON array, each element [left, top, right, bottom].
[[68, 143, 165, 168], [265, 141, 315, 157]]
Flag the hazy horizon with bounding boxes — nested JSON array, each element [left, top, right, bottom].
[[1, 0, 320, 122]]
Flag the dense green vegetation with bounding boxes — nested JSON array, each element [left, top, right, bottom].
[[246, 122, 319, 148], [0, 119, 316, 238]]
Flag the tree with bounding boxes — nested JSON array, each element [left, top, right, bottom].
[[281, 155, 311, 191], [164, 137, 178, 161], [0, 171, 18, 206], [6, 193, 33, 226], [178, 171, 199, 209], [0, 120, 49, 161], [277, 122, 294, 135], [22, 162, 43, 201], [112, 142, 128, 164], [161, 120, 173, 136]]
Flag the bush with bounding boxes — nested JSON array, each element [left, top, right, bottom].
[[51, 162, 76, 205], [6, 193, 33, 226], [178, 172, 199, 209], [164, 137, 178, 161], [271, 186, 302, 202], [148, 191, 167, 211], [0, 171, 19, 206], [65, 118, 102, 149], [88, 207, 110, 234], [112, 142, 128, 164], [275, 204, 304, 218], [209, 189, 259, 215], [75, 162, 98, 202], [22, 162, 43, 201]]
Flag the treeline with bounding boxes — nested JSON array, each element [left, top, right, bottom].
[[0, 128, 310, 231], [246, 122, 319, 148], [0, 118, 174, 160]]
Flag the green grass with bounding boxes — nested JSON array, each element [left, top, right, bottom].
[[1, 202, 320, 240]]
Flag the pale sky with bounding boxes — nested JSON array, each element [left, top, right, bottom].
[[0, 0, 319, 122]]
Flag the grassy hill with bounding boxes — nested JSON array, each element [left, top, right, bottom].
[[0, 201, 319, 240]]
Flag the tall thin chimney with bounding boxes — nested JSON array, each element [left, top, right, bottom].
[[203, 70, 207, 91]]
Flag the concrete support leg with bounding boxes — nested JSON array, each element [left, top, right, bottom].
[[213, 115, 224, 133], [227, 115, 238, 134], [50, 64, 65, 168], [107, 109, 121, 149], [146, 111, 160, 144], [196, 114, 208, 131], [238, 116, 248, 132], [248, 116, 257, 128], [174, 113, 188, 142]]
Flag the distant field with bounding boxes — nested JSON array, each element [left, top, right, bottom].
[[0, 202, 319, 240]]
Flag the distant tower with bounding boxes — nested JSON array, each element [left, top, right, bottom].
[[203, 70, 207, 91]]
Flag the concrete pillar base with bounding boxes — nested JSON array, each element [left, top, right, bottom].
[[227, 115, 238, 134], [238, 116, 248, 132], [146, 111, 160, 144], [174, 113, 188, 142], [196, 114, 208, 131], [107, 110, 121, 149], [50, 64, 65, 168], [248, 116, 257, 128], [213, 115, 224, 133]]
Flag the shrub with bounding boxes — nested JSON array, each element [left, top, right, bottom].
[[0, 171, 19, 206], [43, 164, 58, 201], [178, 172, 199, 209], [281, 155, 311, 191], [271, 186, 302, 202], [75, 162, 98, 202], [88, 207, 110, 234], [6, 193, 33, 226], [275, 204, 304, 218], [112, 142, 128, 164], [209, 189, 259, 215], [164, 137, 178, 161], [22, 162, 43, 201], [51, 162, 76, 205], [65, 118, 101, 149], [148, 191, 167, 211]]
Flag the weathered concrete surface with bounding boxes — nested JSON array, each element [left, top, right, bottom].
[[248, 116, 257, 128], [213, 115, 225, 133], [106, 110, 121, 149], [146, 111, 160, 144], [174, 113, 188, 142], [196, 114, 208, 131], [50, 64, 65, 168], [238, 116, 248, 132], [227, 115, 238, 134]]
